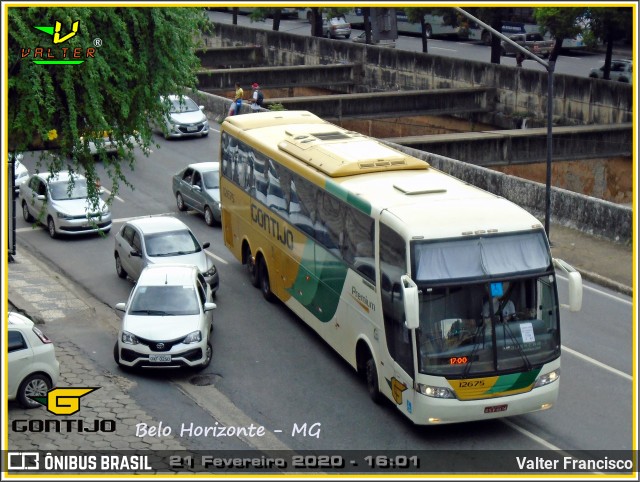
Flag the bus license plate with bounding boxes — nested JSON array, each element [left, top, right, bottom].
[[149, 354, 171, 363], [484, 404, 508, 413]]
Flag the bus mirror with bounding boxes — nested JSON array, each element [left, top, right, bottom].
[[401, 275, 420, 330], [553, 258, 583, 312]]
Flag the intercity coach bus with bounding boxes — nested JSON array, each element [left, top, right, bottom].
[[219, 111, 582, 425]]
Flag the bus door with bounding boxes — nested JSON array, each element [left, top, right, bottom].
[[379, 218, 416, 413]]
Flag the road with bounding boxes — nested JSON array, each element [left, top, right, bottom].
[[205, 10, 607, 79], [12, 118, 633, 463]]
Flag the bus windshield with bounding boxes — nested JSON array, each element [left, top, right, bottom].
[[411, 232, 560, 377]]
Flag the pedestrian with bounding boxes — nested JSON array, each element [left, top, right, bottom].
[[516, 52, 525, 68], [228, 82, 244, 116], [249, 82, 263, 113]]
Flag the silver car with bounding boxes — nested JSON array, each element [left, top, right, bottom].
[[172, 162, 221, 226], [11, 153, 29, 197], [113, 216, 219, 295], [323, 16, 351, 39], [155, 95, 209, 139], [589, 59, 632, 84], [19, 171, 112, 238]]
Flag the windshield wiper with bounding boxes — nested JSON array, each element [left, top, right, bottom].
[[499, 322, 533, 371], [463, 322, 487, 378], [129, 309, 168, 316]]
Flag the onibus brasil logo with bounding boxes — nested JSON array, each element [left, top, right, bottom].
[[21, 20, 97, 65]]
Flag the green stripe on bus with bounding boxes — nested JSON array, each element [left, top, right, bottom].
[[287, 240, 348, 323], [486, 369, 541, 394], [326, 180, 371, 215]]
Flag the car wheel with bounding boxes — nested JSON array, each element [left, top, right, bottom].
[[366, 357, 382, 404], [195, 341, 212, 371], [115, 253, 128, 279], [176, 193, 186, 211], [17, 374, 51, 409], [47, 217, 57, 239], [22, 201, 34, 222], [259, 258, 274, 302], [204, 206, 214, 226]]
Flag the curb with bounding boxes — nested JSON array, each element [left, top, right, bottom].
[[576, 269, 633, 298]]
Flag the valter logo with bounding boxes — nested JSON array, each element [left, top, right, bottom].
[[12, 387, 116, 434], [30, 387, 99, 415], [21, 19, 97, 65]]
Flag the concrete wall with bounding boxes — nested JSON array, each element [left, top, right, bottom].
[[193, 90, 631, 245], [205, 23, 633, 127]]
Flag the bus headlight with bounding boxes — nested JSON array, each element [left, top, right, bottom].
[[534, 369, 560, 388], [417, 384, 455, 399]]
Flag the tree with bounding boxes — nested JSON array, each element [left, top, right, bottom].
[[249, 8, 282, 31], [403, 7, 432, 53], [8, 7, 212, 208], [533, 7, 587, 63], [586, 7, 633, 79], [307, 7, 351, 37]]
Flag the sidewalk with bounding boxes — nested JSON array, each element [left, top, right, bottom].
[[4, 222, 633, 460]]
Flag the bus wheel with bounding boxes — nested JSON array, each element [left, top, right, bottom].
[[247, 252, 259, 287], [259, 258, 274, 302], [366, 357, 382, 404]]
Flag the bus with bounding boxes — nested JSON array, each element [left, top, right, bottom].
[[344, 8, 469, 38], [219, 111, 582, 425]]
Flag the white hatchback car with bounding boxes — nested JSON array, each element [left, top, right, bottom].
[[113, 215, 219, 294], [8, 312, 60, 408], [114, 264, 216, 369], [589, 59, 633, 84], [19, 171, 112, 238], [155, 95, 209, 139]]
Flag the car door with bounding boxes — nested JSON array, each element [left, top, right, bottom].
[[8, 329, 34, 396], [179, 167, 197, 209], [128, 228, 146, 280], [27, 177, 48, 219], [189, 169, 206, 215]]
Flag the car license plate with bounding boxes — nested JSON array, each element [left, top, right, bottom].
[[149, 354, 171, 363], [484, 404, 508, 413], [187, 126, 197, 132]]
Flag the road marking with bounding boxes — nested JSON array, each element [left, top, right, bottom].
[[206, 250, 228, 265], [100, 187, 124, 203], [562, 345, 632, 381], [556, 273, 632, 305], [173, 380, 292, 451]]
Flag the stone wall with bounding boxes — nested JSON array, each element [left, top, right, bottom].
[[206, 23, 633, 127]]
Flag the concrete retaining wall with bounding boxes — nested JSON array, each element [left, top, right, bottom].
[[193, 90, 631, 245], [206, 23, 633, 126]]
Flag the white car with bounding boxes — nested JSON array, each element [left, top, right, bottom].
[[113, 215, 219, 294], [155, 95, 209, 139], [589, 59, 632, 84], [11, 152, 29, 197], [19, 171, 112, 239], [8, 312, 60, 408], [113, 264, 216, 369]]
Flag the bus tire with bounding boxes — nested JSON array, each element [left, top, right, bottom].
[[258, 258, 274, 302], [366, 357, 382, 404], [247, 251, 260, 287]]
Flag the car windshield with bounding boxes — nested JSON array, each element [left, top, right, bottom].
[[202, 170, 219, 189], [49, 179, 88, 200], [169, 97, 199, 113], [129, 285, 200, 316], [144, 229, 201, 257]]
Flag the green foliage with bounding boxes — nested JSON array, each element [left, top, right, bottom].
[[8, 6, 213, 204], [267, 103, 286, 111]]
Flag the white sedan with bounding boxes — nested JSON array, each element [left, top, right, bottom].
[[114, 264, 216, 370]]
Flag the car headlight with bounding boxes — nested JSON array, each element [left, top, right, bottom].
[[203, 264, 217, 277], [184, 330, 202, 344], [56, 212, 74, 220], [533, 369, 560, 388], [417, 384, 456, 399], [121, 331, 139, 345]]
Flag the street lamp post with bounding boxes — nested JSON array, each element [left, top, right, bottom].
[[454, 8, 555, 240]]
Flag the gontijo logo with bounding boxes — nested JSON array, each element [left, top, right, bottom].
[[21, 20, 97, 65], [30, 387, 99, 415], [12, 386, 117, 433]]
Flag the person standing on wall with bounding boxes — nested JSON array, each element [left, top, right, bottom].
[[229, 82, 244, 116], [249, 82, 264, 113]]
